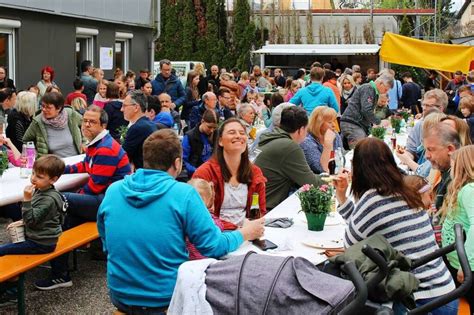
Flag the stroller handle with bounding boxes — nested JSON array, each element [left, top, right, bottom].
[[361, 245, 390, 293], [408, 223, 472, 315], [339, 261, 368, 315]]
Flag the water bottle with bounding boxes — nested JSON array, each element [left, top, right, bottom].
[[172, 123, 179, 135], [335, 148, 343, 172], [19, 144, 28, 178], [26, 141, 36, 169]]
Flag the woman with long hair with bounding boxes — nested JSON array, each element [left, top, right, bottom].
[[6, 91, 37, 151], [104, 82, 127, 141], [441, 145, 474, 312], [193, 118, 267, 227], [114, 75, 128, 100], [284, 80, 301, 102], [339, 74, 357, 114], [37, 66, 58, 98], [93, 79, 110, 108], [300, 106, 343, 174], [334, 137, 457, 314], [182, 70, 201, 126]]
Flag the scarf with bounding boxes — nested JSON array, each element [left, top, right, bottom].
[[342, 88, 354, 100], [42, 109, 68, 130]]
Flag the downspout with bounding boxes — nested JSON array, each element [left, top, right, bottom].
[[151, 0, 161, 71]]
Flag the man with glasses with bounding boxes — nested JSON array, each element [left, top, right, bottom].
[[405, 89, 448, 161], [35, 105, 131, 290], [121, 90, 157, 170], [217, 87, 235, 120]]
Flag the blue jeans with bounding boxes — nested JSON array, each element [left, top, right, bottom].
[[393, 298, 459, 315], [110, 295, 167, 315], [0, 239, 56, 256]]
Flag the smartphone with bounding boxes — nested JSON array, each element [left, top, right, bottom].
[[252, 239, 278, 251]]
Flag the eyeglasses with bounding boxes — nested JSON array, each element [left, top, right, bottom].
[[121, 102, 137, 108], [82, 119, 100, 126], [41, 103, 56, 110]]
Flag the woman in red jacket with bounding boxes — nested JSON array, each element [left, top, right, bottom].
[[193, 118, 267, 227]]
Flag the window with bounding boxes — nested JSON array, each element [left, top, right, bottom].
[[115, 32, 133, 72], [0, 18, 21, 83], [76, 27, 98, 75]]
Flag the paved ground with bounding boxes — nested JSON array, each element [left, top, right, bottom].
[[0, 218, 113, 314]]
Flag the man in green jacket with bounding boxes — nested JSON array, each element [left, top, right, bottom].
[[255, 106, 324, 210]]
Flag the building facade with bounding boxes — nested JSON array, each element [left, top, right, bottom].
[[0, 0, 158, 93]]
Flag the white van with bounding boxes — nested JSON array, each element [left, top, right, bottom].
[[153, 61, 206, 87]]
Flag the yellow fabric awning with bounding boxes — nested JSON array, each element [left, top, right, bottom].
[[380, 32, 474, 73]]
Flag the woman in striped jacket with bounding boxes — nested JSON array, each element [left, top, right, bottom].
[[334, 137, 457, 315]]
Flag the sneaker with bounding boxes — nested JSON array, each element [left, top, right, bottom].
[[34, 275, 73, 290], [0, 290, 17, 308]]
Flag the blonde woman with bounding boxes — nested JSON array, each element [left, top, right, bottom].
[[284, 80, 301, 102], [300, 106, 343, 174], [6, 91, 37, 151], [441, 145, 474, 312], [339, 74, 357, 114], [70, 97, 87, 115]]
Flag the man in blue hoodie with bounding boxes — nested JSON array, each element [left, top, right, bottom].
[[289, 66, 339, 114], [97, 129, 264, 312], [151, 59, 186, 111]]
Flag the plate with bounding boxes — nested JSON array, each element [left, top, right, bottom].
[[301, 239, 344, 250]]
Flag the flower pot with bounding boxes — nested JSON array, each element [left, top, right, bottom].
[[305, 212, 327, 231], [394, 125, 401, 134]]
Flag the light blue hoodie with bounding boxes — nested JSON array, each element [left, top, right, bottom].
[[97, 169, 244, 307], [289, 82, 339, 114]]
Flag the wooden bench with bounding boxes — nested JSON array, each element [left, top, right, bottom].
[[0, 222, 99, 315]]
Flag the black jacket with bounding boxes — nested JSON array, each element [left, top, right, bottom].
[[183, 125, 216, 173], [0, 78, 16, 91], [104, 100, 128, 142], [6, 109, 31, 151]]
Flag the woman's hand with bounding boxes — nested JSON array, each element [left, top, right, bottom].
[[323, 129, 336, 147], [333, 169, 350, 205], [396, 150, 412, 165], [240, 217, 265, 241], [457, 269, 464, 283]]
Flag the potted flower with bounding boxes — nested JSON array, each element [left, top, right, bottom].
[[297, 184, 333, 231], [390, 116, 403, 134], [397, 108, 410, 122], [370, 126, 386, 140]]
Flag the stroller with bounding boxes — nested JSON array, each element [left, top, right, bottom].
[[203, 224, 471, 314], [322, 223, 472, 315]]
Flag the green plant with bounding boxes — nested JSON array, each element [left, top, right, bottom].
[[297, 184, 333, 215], [118, 126, 129, 143], [0, 150, 9, 176], [370, 126, 386, 140], [390, 116, 403, 133], [397, 109, 410, 122]]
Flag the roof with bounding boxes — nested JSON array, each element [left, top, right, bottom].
[[450, 35, 474, 46], [252, 44, 380, 55], [456, 0, 472, 19]]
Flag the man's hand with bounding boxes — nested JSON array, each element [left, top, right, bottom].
[[24, 184, 35, 201], [333, 169, 350, 205], [170, 103, 177, 110], [240, 217, 265, 241]]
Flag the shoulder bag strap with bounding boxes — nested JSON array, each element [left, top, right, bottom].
[[235, 251, 256, 315]]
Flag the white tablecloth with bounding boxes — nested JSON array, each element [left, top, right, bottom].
[[228, 193, 347, 265], [0, 155, 88, 206]]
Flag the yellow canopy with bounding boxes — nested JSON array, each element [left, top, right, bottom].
[[380, 32, 474, 73]]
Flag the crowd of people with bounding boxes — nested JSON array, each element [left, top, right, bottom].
[[0, 59, 473, 314]]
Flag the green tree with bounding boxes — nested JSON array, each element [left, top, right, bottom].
[[181, 0, 198, 60], [399, 14, 412, 36], [232, 0, 257, 71]]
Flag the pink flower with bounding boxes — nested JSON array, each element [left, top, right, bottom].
[[319, 184, 328, 192], [301, 184, 312, 192]]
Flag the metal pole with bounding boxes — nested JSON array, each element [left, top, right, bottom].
[[370, 0, 374, 26], [414, 0, 420, 38], [434, 0, 437, 42]]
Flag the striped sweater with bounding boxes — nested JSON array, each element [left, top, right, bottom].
[[65, 131, 131, 195], [338, 189, 455, 300]]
